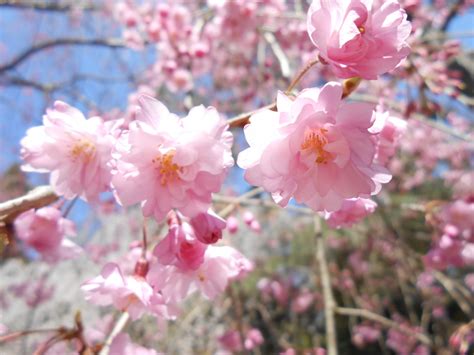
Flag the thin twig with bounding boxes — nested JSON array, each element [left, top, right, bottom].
[[433, 271, 473, 316], [285, 57, 319, 94], [315, 216, 338, 355], [62, 196, 78, 218], [228, 103, 276, 128], [218, 187, 264, 218], [262, 31, 291, 79], [335, 307, 433, 347], [213, 194, 314, 215], [227, 58, 319, 128], [0, 0, 97, 12], [98, 312, 130, 355], [350, 93, 472, 142], [0, 38, 130, 74]]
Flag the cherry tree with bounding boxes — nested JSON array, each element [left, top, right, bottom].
[[0, 0, 473, 354]]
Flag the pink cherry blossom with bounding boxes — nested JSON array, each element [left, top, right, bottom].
[[257, 278, 289, 305], [307, 0, 411, 79], [153, 219, 208, 271], [352, 324, 381, 348], [291, 289, 315, 313], [20, 101, 119, 201], [218, 328, 264, 352], [238, 82, 391, 212], [112, 95, 233, 222], [190, 209, 227, 244], [148, 245, 251, 302], [14, 207, 81, 263], [372, 110, 407, 165], [81, 262, 173, 321], [325, 198, 377, 228]]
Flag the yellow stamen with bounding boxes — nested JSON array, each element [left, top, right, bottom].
[[70, 139, 95, 162], [358, 26, 366, 34], [301, 128, 333, 164], [152, 150, 182, 186]]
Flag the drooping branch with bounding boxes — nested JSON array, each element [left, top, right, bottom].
[[218, 187, 264, 218], [315, 216, 338, 355], [98, 312, 130, 355], [0, 0, 98, 12], [0, 38, 129, 74], [440, 0, 466, 32], [228, 58, 320, 128], [335, 307, 433, 347], [350, 93, 472, 142]]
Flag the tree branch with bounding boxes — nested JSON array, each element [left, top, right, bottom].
[[315, 216, 338, 355], [0, 38, 128, 74], [0, 0, 97, 12], [98, 312, 130, 355], [440, 0, 465, 32], [0, 185, 57, 223], [335, 307, 433, 347]]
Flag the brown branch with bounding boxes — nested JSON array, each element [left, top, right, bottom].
[[228, 103, 276, 128], [335, 307, 433, 347], [218, 187, 264, 218], [440, 0, 465, 32], [433, 271, 474, 317], [0, 0, 98, 12], [286, 57, 319, 94], [315, 216, 338, 355], [350, 93, 471, 141], [0, 185, 58, 223], [0, 38, 129, 74], [227, 58, 320, 128]]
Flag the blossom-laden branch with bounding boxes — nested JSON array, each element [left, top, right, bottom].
[[335, 307, 433, 347]]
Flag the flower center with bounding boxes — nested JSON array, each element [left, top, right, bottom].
[[198, 272, 206, 282], [358, 26, 365, 34], [70, 139, 95, 162], [301, 128, 333, 164], [152, 150, 182, 186]]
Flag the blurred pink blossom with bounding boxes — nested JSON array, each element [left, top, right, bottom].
[[307, 0, 411, 79], [14, 207, 81, 263], [325, 198, 377, 228], [148, 245, 251, 302]]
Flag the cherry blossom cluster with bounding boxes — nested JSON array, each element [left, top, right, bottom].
[[5, 0, 435, 352], [81, 209, 252, 323], [424, 198, 474, 270]]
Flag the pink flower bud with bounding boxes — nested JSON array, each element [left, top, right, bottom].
[[249, 219, 261, 234], [190, 209, 226, 244], [226, 216, 239, 234], [243, 211, 254, 226]]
